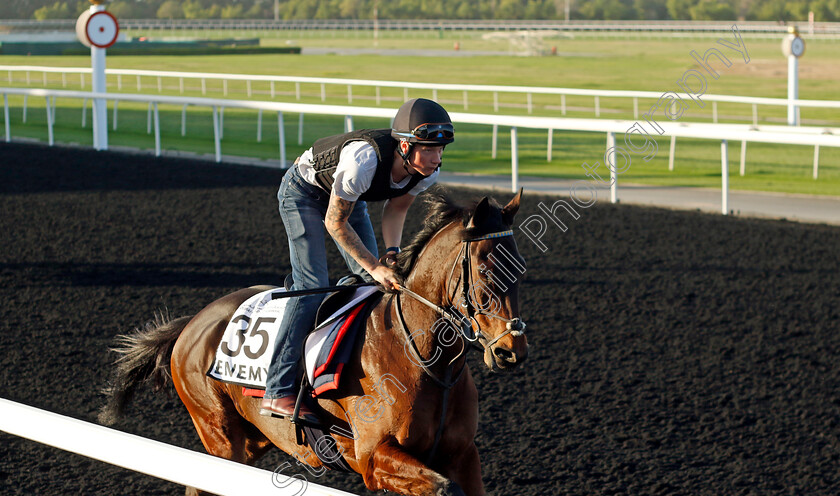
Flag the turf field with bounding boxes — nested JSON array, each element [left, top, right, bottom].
[[1, 31, 838, 195]]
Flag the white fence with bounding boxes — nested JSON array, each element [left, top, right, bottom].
[[3, 19, 840, 36], [0, 398, 357, 496], [2, 86, 839, 215], [3, 65, 840, 126]]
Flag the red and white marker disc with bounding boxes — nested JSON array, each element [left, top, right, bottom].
[[76, 10, 119, 49]]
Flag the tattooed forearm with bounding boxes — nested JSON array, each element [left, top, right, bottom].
[[325, 195, 379, 272]]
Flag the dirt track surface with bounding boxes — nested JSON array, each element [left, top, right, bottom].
[[1, 141, 839, 495]]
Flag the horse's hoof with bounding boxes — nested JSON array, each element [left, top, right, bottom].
[[436, 481, 466, 496]]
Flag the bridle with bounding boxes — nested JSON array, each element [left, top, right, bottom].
[[451, 229, 527, 349], [391, 227, 527, 464], [396, 228, 527, 362]]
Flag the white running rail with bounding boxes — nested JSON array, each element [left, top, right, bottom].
[[0, 398, 357, 496], [2, 87, 839, 215], [3, 65, 840, 124]]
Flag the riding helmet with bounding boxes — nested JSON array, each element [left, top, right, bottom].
[[391, 98, 455, 146]]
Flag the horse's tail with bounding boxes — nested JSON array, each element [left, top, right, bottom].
[[98, 311, 193, 426]]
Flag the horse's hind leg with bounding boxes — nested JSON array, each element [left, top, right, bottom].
[[182, 416, 272, 496], [170, 287, 277, 495], [179, 389, 274, 496], [173, 346, 272, 495]]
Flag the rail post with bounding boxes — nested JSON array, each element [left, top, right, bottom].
[[491, 124, 498, 159], [740, 140, 747, 176], [511, 126, 519, 193], [547, 128, 553, 162], [298, 113, 304, 145], [668, 135, 676, 171], [220, 106, 225, 140], [813, 145, 820, 179], [278, 111, 286, 168], [607, 132, 617, 203], [212, 105, 221, 163], [3, 93, 9, 142], [721, 139, 729, 215], [45, 96, 54, 146], [153, 102, 161, 157], [146, 102, 152, 134], [181, 104, 187, 136]]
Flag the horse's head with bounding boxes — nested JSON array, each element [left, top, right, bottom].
[[459, 190, 528, 372], [396, 189, 529, 373]]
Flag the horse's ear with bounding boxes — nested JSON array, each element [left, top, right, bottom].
[[501, 188, 523, 225], [468, 197, 492, 228]]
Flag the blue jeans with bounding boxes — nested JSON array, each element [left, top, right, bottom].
[[264, 164, 378, 399]]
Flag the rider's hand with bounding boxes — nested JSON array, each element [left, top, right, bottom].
[[370, 264, 400, 292]]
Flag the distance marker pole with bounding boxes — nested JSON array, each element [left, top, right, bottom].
[[91, 2, 108, 150]]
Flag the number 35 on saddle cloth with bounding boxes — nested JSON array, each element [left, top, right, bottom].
[[206, 284, 382, 396]]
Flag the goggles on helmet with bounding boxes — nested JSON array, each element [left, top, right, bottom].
[[412, 123, 454, 141], [395, 122, 454, 142]]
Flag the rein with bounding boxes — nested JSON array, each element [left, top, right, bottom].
[[392, 228, 527, 464]]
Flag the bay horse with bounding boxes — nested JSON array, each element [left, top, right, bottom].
[[99, 190, 528, 496]]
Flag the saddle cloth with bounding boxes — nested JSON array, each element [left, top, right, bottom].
[[206, 285, 380, 393]]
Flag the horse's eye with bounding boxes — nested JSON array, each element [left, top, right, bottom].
[[477, 263, 495, 284]]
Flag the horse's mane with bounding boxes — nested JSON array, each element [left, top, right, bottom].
[[394, 187, 505, 279]]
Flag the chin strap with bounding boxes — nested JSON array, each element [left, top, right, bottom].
[[397, 140, 417, 177], [402, 159, 418, 177]]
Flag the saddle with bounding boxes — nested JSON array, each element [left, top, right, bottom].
[[314, 274, 370, 327], [207, 275, 380, 391]]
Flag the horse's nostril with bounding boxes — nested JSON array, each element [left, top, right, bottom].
[[493, 347, 517, 364]]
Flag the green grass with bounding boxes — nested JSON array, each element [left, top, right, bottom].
[[1, 33, 839, 195]]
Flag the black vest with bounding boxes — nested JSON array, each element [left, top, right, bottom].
[[310, 129, 424, 202]]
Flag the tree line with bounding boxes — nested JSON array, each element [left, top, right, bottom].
[[2, 0, 838, 22]]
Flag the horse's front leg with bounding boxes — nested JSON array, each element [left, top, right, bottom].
[[362, 438, 467, 496], [438, 441, 484, 496]]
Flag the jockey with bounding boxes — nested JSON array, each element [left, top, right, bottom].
[[261, 98, 455, 422]]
